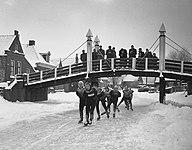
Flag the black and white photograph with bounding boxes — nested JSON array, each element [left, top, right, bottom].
[[0, 0, 192, 149]]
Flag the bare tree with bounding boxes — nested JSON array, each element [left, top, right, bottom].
[[167, 47, 192, 62]]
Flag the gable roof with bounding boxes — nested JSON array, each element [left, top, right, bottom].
[[0, 35, 16, 55], [22, 44, 55, 70]]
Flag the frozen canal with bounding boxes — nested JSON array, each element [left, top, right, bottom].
[[0, 91, 192, 150], [0, 104, 153, 150]]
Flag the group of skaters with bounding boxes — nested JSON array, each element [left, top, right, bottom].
[[76, 79, 134, 126], [80, 45, 158, 62]]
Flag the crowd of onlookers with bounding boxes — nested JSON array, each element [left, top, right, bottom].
[[79, 45, 158, 63]]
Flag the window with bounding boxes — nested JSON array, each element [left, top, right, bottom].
[[10, 60, 15, 76], [26, 68, 30, 74], [17, 61, 22, 74]]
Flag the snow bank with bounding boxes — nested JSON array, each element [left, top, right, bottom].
[[128, 102, 192, 149], [0, 92, 78, 130]]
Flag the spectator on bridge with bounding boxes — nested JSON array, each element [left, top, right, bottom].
[[80, 50, 87, 62], [75, 53, 79, 64], [119, 48, 127, 58], [152, 53, 158, 59], [76, 81, 85, 124], [119, 48, 128, 68], [128, 45, 137, 68], [83, 80, 97, 126], [112, 47, 116, 58], [97, 45, 105, 59], [145, 49, 153, 58], [106, 46, 114, 59], [108, 85, 121, 118], [129, 45, 137, 58], [138, 48, 145, 58], [92, 49, 98, 60], [152, 53, 158, 70]]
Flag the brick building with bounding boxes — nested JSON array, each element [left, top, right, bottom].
[[0, 30, 34, 83]]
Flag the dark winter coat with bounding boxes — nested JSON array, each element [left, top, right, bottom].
[[110, 90, 121, 101], [119, 49, 127, 58], [83, 88, 97, 104], [123, 89, 133, 99]]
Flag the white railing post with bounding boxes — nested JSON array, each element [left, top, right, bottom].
[[40, 71, 43, 81], [69, 65, 72, 75], [132, 58, 136, 70], [26, 74, 29, 84], [54, 68, 57, 79], [145, 58, 148, 70], [100, 59, 102, 71], [111, 58, 114, 70], [181, 61, 184, 73]]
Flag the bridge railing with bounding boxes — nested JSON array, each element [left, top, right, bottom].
[[165, 59, 192, 74], [24, 58, 192, 85], [183, 61, 192, 74]]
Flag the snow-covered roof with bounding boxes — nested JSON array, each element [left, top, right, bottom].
[[22, 44, 55, 70], [123, 75, 137, 81], [0, 35, 15, 55]]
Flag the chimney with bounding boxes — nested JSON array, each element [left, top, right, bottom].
[[14, 30, 19, 36], [29, 40, 35, 46]]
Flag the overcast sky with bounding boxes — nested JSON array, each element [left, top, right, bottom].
[[0, 0, 192, 59]]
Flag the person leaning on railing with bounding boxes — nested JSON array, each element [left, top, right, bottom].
[[119, 48, 128, 68]]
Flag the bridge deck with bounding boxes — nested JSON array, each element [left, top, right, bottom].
[[17, 58, 192, 88]]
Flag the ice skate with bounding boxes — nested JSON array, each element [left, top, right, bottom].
[[113, 113, 115, 118], [78, 119, 83, 124]]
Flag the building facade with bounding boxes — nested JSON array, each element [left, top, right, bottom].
[[0, 30, 35, 83]]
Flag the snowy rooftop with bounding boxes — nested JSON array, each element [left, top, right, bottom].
[[22, 44, 55, 69], [0, 35, 15, 55]]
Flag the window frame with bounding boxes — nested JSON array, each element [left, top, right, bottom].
[[17, 61, 22, 74], [10, 60, 15, 77]]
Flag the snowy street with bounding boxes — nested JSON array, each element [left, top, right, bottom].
[[0, 90, 192, 150], [0, 104, 152, 150]]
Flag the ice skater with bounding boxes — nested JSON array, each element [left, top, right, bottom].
[[104, 86, 112, 112], [76, 81, 85, 123], [108, 85, 121, 118], [96, 87, 109, 120], [83, 81, 97, 126], [117, 86, 134, 111]]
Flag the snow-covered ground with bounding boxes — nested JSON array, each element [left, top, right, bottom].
[[0, 92, 79, 130], [0, 89, 192, 149]]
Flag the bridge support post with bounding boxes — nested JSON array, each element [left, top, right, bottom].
[[187, 81, 192, 96], [159, 23, 166, 72], [94, 35, 100, 51], [159, 76, 166, 104], [86, 29, 93, 73]]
